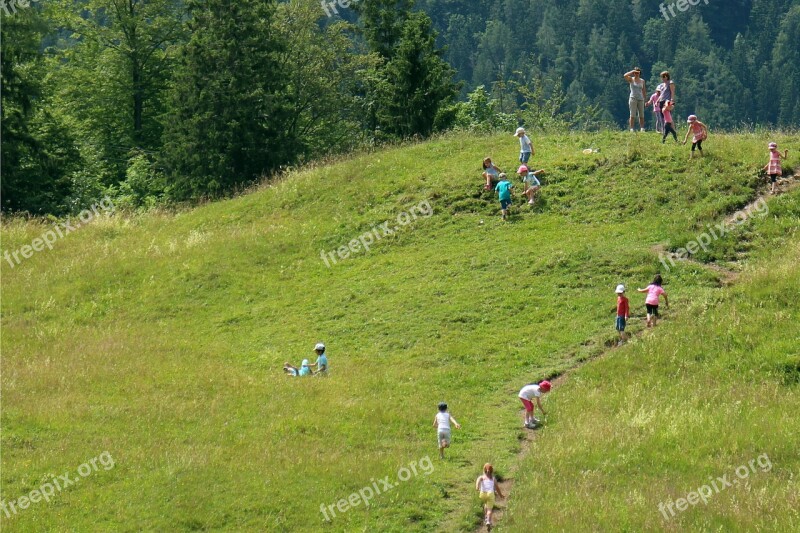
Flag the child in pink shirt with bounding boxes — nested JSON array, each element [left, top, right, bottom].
[[763, 142, 789, 194], [637, 274, 669, 328], [645, 88, 663, 133], [683, 115, 708, 159], [661, 101, 678, 144]]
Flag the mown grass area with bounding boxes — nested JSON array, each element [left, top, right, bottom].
[[2, 130, 798, 531]]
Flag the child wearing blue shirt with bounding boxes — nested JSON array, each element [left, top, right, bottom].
[[308, 342, 329, 376], [494, 173, 513, 221]]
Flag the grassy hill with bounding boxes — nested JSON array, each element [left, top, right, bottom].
[[2, 131, 799, 531]]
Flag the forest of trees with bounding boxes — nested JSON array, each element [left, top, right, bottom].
[[2, 0, 799, 215]]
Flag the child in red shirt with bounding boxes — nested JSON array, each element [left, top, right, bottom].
[[615, 284, 630, 345]]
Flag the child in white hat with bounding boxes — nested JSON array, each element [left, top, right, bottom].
[[763, 142, 789, 194]]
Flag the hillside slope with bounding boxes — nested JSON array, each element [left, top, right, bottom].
[[2, 131, 799, 531]]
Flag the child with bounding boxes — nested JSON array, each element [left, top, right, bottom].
[[646, 84, 664, 133], [615, 284, 629, 345], [763, 142, 789, 194], [433, 402, 461, 459], [476, 464, 504, 531], [518, 381, 551, 428], [307, 342, 328, 375], [283, 359, 312, 377], [515, 127, 534, 164], [482, 157, 502, 191], [637, 274, 669, 328], [661, 100, 678, 144], [494, 173, 513, 221], [518, 165, 545, 205], [683, 115, 708, 158], [283, 362, 298, 376]]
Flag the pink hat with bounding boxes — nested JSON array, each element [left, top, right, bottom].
[[539, 380, 552, 392], [517, 165, 529, 174], [768, 142, 778, 149], [687, 115, 698, 123]]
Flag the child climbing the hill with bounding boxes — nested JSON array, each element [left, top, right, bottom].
[[646, 85, 664, 133], [495, 173, 514, 221], [662, 101, 678, 144], [515, 127, 534, 164], [683, 115, 708, 158], [433, 402, 461, 459], [637, 274, 669, 328], [476, 463, 504, 531], [518, 165, 545, 206], [482, 157, 502, 191], [518, 381, 551, 428], [615, 284, 629, 345], [307, 342, 329, 375], [763, 142, 789, 194]]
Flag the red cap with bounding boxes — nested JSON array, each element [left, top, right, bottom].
[[539, 380, 552, 392]]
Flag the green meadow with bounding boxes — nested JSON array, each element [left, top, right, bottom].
[[2, 131, 799, 531]]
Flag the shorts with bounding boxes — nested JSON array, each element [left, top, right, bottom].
[[646, 303, 659, 317], [629, 98, 645, 120], [770, 174, 779, 183], [479, 491, 495, 509], [500, 199, 512, 210], [520, 151, 531, 164], [519, 397, 534, 412], [616, 316, 626, 332], [438, 429, 451, 446]]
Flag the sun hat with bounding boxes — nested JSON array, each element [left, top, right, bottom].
[[539, 380, 552, 392], [517, 165, 529, 174], [514, 127, 525, 136], [301, 359, 310, 366], [687, 114, 698, 123], [615, 284, 625, 294], [314, 342, 325, 351], [498, 173, 508, 180], [768, 142, 778, 149]]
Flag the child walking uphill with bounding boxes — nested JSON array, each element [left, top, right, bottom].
[[476, 463, 504, 531], [433, 403, 461, 459], [764, 142, 789, 194], [638, 274, 669, 328], [495, 173, 514, 221], [615, 284, 630, 345], [683, 115, 708, 158], [518, 381, 551, 428], [515, 127, 534, 164]]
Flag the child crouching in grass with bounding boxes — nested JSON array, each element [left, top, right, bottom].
[[433, 402, 461, 459], [476, 463, 504, 531]]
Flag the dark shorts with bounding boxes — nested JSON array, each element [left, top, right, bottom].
[[692, 140, 703, 151], [520, 151, 531, 164], [500, 199, 512, 210], [770, 174, 779, 183], [646, 304, 659, 316], [616, 316, 626, 332]]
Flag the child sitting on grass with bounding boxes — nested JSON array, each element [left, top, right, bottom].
[[482, 157, 502, 191], [764, 142, 789, 194], [518, 381, 551, 428], [615, 284, 629, 345], [433, 402, 461, 459], [284, 359, 312, 377], [494, 173, 513, 221], [517, 165, 545, 205], [637, 274, 669, 328], [476, 463, 504, 531], [307, 342, 328, 375]]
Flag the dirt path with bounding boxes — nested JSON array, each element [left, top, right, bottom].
[[474, 169, 800, 532]]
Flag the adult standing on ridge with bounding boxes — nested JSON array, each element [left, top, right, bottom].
[[624, 67, 647, 132], [658, 71, 676, 113]]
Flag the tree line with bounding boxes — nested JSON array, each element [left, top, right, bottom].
[[3, 0, 799, 215]]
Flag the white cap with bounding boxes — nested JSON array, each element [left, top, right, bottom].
[[615, 284, 625, 294], [515, 127, 525, 136], [314, 342, 325, 351]]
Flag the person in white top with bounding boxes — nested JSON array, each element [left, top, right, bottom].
[[518, 380, 551, 428], [475, 463, 504, 530], [433, 402, 461, 459], [514, 127, 534, 164]]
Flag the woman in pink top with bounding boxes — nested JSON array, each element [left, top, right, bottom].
[[763, 142, 789, 194], [682, 115, 708, 159], [637, 274, 669, 328]]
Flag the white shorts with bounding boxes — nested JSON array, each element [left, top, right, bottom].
[[438, 429, 451, 446]]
